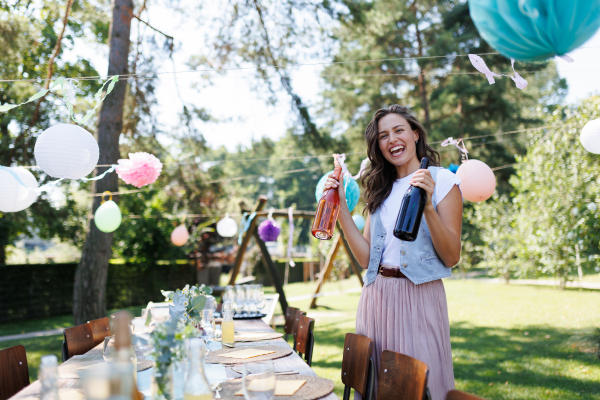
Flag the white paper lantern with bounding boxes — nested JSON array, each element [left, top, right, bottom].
[[34, 123, 99, 179], [0, 167, 39, 212], [580, 119, 600, 154], [216, 214, 238, 237]]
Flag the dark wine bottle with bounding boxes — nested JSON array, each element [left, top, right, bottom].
[[393, 157, 430, 241]]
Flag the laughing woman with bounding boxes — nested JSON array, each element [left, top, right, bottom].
[[323, 105, 462, 400]]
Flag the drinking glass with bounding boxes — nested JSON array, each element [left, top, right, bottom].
[[235, 285, 246, 314], [255, 284, 265, 310], [200, 309, 215, 341], [245, 285, 257, 314], [242, 361, 276, 400], [102, 336, 117, 362]]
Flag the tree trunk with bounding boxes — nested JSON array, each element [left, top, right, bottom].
[[73, 0, 133, 325], [0, 244, 5, 265], [414, 17, 431, 127]]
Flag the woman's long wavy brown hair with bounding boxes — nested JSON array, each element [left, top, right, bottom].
[[362, 105, 441, 214]]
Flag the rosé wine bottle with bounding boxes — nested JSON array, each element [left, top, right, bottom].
[[312, 155, 342, 240]]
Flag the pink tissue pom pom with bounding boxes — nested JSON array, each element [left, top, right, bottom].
[[115, 152, 162, 188]]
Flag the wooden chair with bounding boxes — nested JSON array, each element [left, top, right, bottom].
[[446, 390, 486, 400], [295, 314, 315, 366], [88, 317, 111, 347], [63, 323, 94, 361], [377, 350, 430, 400], [291, 309, 306, 351], [0, 345, 29, 400], [341, 333, 374, 400], [283, 306, 298, 342]]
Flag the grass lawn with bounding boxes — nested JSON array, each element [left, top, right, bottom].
[[1, 280, 599, 399]]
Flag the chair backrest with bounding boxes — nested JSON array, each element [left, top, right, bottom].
[[260, 294, 280, 328], [284, 306, 298, 336], [377, 350, 429, 400], [295, 314, 315, 366], [88, 317, 111, 347], [64, 323, 95, 360], [0, 345, 29, 400], [446, 390, 486, 400], [341, 333, 374, 400]]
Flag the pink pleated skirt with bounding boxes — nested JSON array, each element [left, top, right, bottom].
[[354, 272, 455, 400]]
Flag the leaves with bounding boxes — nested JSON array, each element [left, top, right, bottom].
[[191, 295, 207, 312]]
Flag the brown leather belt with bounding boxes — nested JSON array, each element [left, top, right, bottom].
[[378, 266, 408, 279]]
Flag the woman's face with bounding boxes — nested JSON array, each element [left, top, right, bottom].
[[377, 113, 419, 167]]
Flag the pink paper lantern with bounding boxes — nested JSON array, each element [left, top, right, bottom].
[[171, 224, 189, 246], [456, 159, 496, 202]]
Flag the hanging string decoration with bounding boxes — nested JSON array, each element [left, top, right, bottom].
[[468, 55, 527, 89], [352, 214, 366, 231], [441, 137, 496, 202], [258, 209, 281, 242], [580, 119, 600, 154], [34, 123, 99, 179], [469, 0, 600, 62], [115, 152, 163, 188], [216, 213, 238, 237], [0, 167, 39, 212], [171, 224, 190, 246], [238, 212, 256, 245], [0, 78, 65, 113], [94, 192, 122, 233], [287, 207, 296, 267]]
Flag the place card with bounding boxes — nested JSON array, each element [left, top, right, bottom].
[[235, 379, 307, 396], [221, 348, 276, 359]]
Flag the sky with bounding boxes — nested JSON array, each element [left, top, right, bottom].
[[70, 5, 600, 152]]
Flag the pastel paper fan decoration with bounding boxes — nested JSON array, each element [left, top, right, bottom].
[[580, 119, 600, 154], [469, 0, 600, 61], [94, 199, 122, 233], [115, 152, 162, 188], [0, 167, 39, 212], [258, 219, 281, 242], [34, 123, 99, 179], [315, 170, 360, 212], [456, 159, 496, 202], [171, 224, 190, 246]]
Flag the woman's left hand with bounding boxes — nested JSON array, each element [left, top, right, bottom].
[[410, 169, 435, 207]]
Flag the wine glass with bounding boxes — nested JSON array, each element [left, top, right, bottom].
[[255, 284, 265, 310], [242, 361, 276, 400], [200, 309, 215, 342], [102, 336, 117, 362], [245, 285, 257, 314], [235, 285, 246, 314]]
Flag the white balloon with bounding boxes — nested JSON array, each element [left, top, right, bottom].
[[0, 167, 39, 212], [580, 119, 600, 154], [34, 123, 99, 179], [217, 215, 238, 237]]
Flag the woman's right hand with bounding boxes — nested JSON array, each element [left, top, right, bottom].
[[323, 172, 347, 205]]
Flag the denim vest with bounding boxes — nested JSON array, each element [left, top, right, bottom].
[[364, 166, 452, 286]]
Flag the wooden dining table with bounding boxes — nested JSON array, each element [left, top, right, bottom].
[[9, 318, 339, 400]]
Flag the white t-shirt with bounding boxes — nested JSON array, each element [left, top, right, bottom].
[[379, 168, 462, 267]]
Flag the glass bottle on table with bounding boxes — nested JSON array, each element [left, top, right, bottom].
[[312, 155, 342, 240], [112, 311, 137, 400], [39, 355, 59, 400], [183, 338, 213, 400], [221, 301, 235, 346]]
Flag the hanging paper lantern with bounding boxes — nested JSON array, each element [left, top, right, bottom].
[[315, 171, 360, 212], [580, 119, 600, 154], [94, 193, 122, 233], [115, 152, 163, 188], [0, 167, 39, 212], [352, 214, 366, 231], [258, 219, 281, 242], [456, 160, 496, 202], [34, 123, 99, 179], [469, 0, 600, 62], [171, 224, 189, 246], [216, 214, 238, 237]]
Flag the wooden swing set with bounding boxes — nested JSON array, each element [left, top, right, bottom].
[[226, 196, 364, 313]]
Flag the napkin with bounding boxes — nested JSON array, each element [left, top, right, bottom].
[[235, 380, 306, 396], [235, 332, 271, 340], [221, 349, 276, 359]]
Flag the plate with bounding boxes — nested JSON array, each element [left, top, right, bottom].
[[233, 312, 267, 320]]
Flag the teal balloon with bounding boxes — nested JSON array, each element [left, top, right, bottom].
[[315, 171, 360, 213], [352, 214, 365, 230], [94, 200, 122, 233], [469, 0, 600, 61]]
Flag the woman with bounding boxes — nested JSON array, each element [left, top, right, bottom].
[[324, 105, 462, 400]]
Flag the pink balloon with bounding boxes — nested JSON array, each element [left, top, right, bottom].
[[171, 224, 189, 246], [456, 159, 496, 202]]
